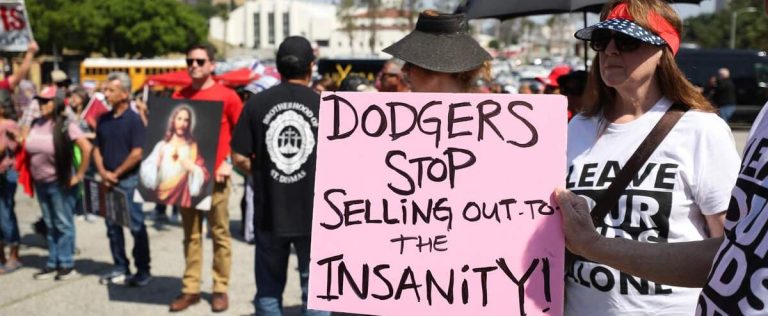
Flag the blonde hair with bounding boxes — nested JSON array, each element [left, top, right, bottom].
[[581, 0, 714, 116], [455, 61, 491, 92]]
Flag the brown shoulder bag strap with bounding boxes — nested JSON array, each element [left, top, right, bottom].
[[566, 103, 688, 268], [589, 103, 688, 225]]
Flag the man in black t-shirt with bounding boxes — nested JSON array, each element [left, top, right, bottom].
[[231, 36, 329, 316]]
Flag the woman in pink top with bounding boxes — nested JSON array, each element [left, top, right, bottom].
[[23, 86, 91, 281]]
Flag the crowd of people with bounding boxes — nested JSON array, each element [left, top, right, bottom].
[[0, 0, 766, 315]]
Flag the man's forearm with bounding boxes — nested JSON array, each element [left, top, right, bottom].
[[232, 152, 251, 174], [585, 236, 723, 288], [9, 49, 36, 88], [557, 188, 722, 289], [16, 49, 34, 77], [74, 139, 92, 178], [114, 150, 143, 177], [93, 148, 107, 175]]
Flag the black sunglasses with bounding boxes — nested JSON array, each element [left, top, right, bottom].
[[589, 30, 643, 53], [186, 58, 208, 67]]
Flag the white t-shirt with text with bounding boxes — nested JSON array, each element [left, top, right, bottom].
[[698, 101, 768, 315], [566, 97, 740, 315]]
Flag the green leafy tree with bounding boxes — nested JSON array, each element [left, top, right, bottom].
[[364, 0, 380, 55], [27, 0, 207, 57], [684, 0, 767, 50], [498, 18, 536, 45], [191, 0, 218, 19], [488, 39, 500, 49]]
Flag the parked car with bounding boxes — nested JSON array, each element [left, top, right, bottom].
[[676, 48, 768, 124]]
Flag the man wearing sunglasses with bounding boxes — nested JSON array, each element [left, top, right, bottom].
[[377, 59, 410, 92], [559, 1, 768, 315], [168, 43, 243, 313]]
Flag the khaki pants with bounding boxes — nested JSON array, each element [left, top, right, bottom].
[[180, 181, 232, 294]]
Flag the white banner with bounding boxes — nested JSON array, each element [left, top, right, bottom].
[[0, 0, 32, 52]]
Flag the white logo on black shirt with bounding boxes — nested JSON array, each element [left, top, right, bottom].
[[266, 109, 316, 183]]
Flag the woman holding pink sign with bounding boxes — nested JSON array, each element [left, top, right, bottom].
[[563, 0, 740, 315]]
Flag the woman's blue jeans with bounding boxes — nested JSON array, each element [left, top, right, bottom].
[[0, 170, 19, 245], [35, 180, 77, 269]]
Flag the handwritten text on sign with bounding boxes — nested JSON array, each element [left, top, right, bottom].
[[0, 1, 31, 52], [309, 92, 567, 315]]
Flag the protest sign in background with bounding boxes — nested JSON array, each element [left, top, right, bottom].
[[83, 177, 132, 229], [309, 92, 567, 315], [0, 0, 31, 52]]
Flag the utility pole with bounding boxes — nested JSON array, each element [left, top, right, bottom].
[[730, 7, 757, 49]]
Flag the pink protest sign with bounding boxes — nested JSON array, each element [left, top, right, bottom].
[[309, 92, 567, 315]]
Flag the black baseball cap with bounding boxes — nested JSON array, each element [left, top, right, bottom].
[[277, 36, 315, 77]]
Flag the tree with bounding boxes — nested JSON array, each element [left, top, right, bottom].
[[365, 0, 380, 55], [190, 0, 218, 20], [400, 0, 420, 29], [684, 0, 767, 50], [338, 0, 357, 56], [498, 17, 536, 45], [488, 39, 500, 50], [213, 2, 230, 57], [27, 0, 208, 58]]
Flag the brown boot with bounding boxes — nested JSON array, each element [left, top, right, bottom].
[[8, 245, 19, 262], [211, 292, 228, 313], [0, 245, 21, 274], [169, 293, 200, 312]]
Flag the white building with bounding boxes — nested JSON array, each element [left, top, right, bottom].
[[209, 0, 336, 59], [209, 0, 425, 59], [328, 6, 414, 58]]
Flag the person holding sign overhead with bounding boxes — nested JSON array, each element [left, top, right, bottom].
[[0, 40, 37, 93], [382, 10, 491, 93], [562, 0, 740, 314]]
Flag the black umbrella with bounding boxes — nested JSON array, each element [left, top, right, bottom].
[[461, 0, 704, 20], [457, 0, 703, 69]]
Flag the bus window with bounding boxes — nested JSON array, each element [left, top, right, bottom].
[[80, 58, 186, 92]]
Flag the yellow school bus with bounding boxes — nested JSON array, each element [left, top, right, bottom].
[[79, 58, 187, 92]]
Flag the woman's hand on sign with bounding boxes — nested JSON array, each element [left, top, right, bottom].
[[554, 187, 601, 257]]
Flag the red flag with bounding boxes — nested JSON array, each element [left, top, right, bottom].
[[82, 95, 109, 130], [15, 143, 33, 197]]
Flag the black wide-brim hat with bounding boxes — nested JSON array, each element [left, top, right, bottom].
[[383, 12, 491, 74]]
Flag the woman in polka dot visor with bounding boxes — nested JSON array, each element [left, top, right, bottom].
[[562, 0, 741, 315]]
